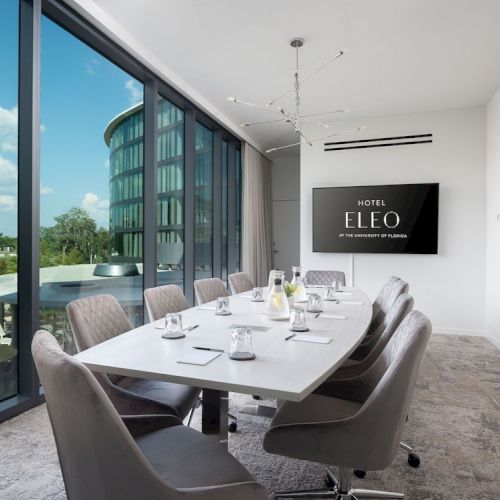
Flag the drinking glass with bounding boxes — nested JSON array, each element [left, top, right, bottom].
[[228, 327, 256, 360], [289, 308, 309, 332], [324, 286, 337, 301], [162, 313, 185, 339], [307, 293, 323, 313], [216, 296, 231, 315], [251, 287, 264, 302], [332, 280, 342, 291]]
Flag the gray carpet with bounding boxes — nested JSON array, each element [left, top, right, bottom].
[[1, 334, 499, 499]]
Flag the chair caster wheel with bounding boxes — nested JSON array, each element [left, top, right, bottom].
[[324, 475, 336, 488], [228, 421, 237, 433], [408, 452, 420, 467], [252, 395, 262, 400], [353, 469, 366, 478]]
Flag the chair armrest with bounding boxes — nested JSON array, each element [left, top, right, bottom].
[[122, 414, 182, 437]]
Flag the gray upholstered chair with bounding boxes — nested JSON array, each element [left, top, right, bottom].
[[263, 310, 432, 499], [194, 277, 229, 305], [32, 331, 267, 500], [66, 294, 201, 423], [317, 293, 414, 385], [228, 272, 254, 295], [144, 284, 190, 321], [304, 270, 346, 287], [368, 277, 409, 336]]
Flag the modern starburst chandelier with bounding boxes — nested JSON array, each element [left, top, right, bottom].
[[228, 37, 364, 153]]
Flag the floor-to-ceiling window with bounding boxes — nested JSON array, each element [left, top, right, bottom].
[[0, 0, 19, 402], [157, 97, 184, 290], [39, 15, 144, 354], [195, 122, 213, 280], [1, 0, 242, 421]]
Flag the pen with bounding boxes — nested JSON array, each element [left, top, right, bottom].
[[284, 334, 296, 341], [193, 347, 224, 353], [184, 324, 199, 332]]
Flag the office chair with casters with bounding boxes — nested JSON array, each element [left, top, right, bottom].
[[66, 294, 201, 431], [144, 284, 190, 321], [315, 293, 420, 479], [228, 272, 254, 295], [263, 310, 431, 499], [304, 270, 346, 287], [32, 331, 267, 500], [194, 277, 230, 305]]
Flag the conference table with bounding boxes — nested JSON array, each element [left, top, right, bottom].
[[74, 287, 372, 449]]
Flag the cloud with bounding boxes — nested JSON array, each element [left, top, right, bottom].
[[40, 184, 54, 195], [104, 158, 110, 169], [40, 123, 47, 133], [84, 58, 101, 76], [0, 106, 18, 154], [81, 192, 109, 225], [124, 79, 143, 105], [0, 194, 16, 212], [0, 156, 17, 187]]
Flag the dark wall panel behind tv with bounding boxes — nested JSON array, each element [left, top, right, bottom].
[[313, 183, 439, 254]]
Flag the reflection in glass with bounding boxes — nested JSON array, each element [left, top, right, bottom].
[[0, 0, 19, 402], [40, 16, 144, 354], [157, 97, 184, 290], [195, 123, 213, 279]]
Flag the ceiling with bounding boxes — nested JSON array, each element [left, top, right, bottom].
[[73, 0, 500, 155]]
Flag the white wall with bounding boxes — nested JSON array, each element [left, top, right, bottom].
[[486, 88, 500, 346], [301, 107, 486, 334]]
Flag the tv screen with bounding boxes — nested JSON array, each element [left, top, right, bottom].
[[313, 183, 439, 254]]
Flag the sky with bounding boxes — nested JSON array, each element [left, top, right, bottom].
[[0, 1, 143, 237]]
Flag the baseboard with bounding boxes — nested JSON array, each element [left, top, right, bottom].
[[485, 333, 500, 349], [433, 327, 500, 349]]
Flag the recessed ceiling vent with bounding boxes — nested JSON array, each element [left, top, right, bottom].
[[324, 133, 433, 152]]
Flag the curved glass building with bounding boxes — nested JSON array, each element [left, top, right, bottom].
[[104, 99, 184, 264]]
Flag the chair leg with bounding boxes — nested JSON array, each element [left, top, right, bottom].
[[272, 467, 403, 499], [400, 441, 420, 467], [273, 489, 337, 498], [186, 397, 202, 427], [350, 488, 404, 499]]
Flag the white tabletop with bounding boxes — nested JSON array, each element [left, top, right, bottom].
[[74, 288, 372, 402]]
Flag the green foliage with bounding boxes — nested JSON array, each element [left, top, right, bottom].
[[283, 283, 298, 298], [0, 207, 111, 275], [39, 207, 110, 267], [0, 255, 17, 274]]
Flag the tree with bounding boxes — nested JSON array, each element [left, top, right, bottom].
[[39, 207, 110, 266]]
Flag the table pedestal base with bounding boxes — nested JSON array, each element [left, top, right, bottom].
[[201, 388, 229, 449]]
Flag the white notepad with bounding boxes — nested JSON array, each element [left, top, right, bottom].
[[339, 300, 363, 305], [335, 291, 353, 296], [177, 350, 221, 366], [316, 314, 347, 320], [196, 306, 217, 311], [292, 334, 332, 344]]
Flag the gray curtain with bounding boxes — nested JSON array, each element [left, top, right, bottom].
[[242, 143, 273, 287]]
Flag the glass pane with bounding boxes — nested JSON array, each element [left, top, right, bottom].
[[221, 140, 229, 283], [40, 16, 144, 354], [195, 123, 213, 280], [235, 148, 242, 271], [0, 0, 19, 402], [157, 97, 184, 290]]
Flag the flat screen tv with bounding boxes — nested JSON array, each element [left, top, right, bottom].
[[313, 183, 439, 254]]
